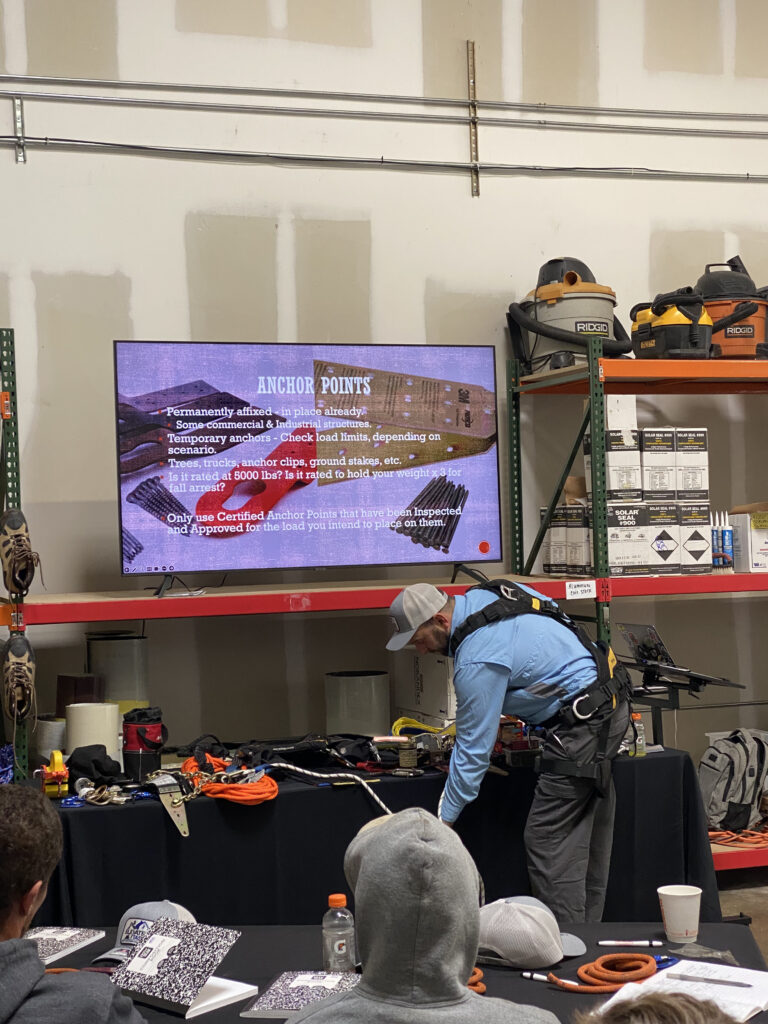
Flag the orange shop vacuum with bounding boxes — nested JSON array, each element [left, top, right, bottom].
[[696, 256, 768, 359]]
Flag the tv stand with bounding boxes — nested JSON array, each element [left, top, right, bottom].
[[153, 574, 175, 598], [451, 562, 488, 585]]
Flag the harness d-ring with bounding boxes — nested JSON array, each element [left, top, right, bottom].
[[571, 694, 594, 721]]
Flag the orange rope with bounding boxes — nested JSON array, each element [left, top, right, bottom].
[[709, 829, 768, 848], [548, 952, 657, 993], [468, 966, 485, 994], [181, 755, 278, 805]]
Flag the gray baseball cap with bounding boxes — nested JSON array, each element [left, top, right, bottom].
[[477, 896, 587, 969], [385, 584, 448, 651]]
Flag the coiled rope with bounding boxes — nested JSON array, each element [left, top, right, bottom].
[[548, 952, 657, 993]]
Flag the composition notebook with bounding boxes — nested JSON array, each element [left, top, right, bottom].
[[240, 971, 360, 1018], [110, 917, 258, 1019], [26, 926, 106, 965]]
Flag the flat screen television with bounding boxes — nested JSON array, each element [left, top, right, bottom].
[[114, 341, 503, 577]]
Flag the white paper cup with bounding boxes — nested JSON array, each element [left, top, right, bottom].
[[657, 884, 702, 943]]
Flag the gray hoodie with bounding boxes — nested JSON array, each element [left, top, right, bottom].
[[0, 938, 145, 1024], [293, 808, 559, 1024]]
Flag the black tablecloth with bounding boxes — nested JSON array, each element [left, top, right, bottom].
[[60, 922, 766, 1023], [38, 748, 720, 928]]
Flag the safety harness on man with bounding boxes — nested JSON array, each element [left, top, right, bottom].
[[448, 579, 632, 786]]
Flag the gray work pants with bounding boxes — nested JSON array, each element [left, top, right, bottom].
[[524, 696, 630, 925]]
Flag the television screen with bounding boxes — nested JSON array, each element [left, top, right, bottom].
[[114, 341, 502, 576]]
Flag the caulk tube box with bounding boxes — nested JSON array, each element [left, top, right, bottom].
[[646, 502, 680, 575], [566, 505, 590, 576], [679, 503, 712, 574], [641, 428, 676, 500], [675, 428, 709, 500], [549, 506, 568, 575], [731, 512, 768, 572], [606, 502, 651, 576], [584, 430, 642, 501]]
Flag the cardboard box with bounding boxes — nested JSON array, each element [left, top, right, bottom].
[[606, 502, 651, 575], [549, 505, 568, 575], [584, 395, 638, 431], [584, 430, 642, 502], [678, 502, 712, 574], [641, 428, 676, 501], [675, 428, 709, 501], [731, 512, 768, 573], [566, 504, 590, 576], [392, 652, 456, 726], [646, 502, 680, 575]]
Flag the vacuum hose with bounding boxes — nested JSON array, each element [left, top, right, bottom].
[[507, 302, 632, 357]]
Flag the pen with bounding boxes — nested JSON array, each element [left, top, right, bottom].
[[598, 940, 663, 947], [521, 972, 578, 986], [666, 973, 752, 989]]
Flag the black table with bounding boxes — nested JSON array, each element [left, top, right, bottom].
[[38, 748, 720, 928], [60, 921, 766, 1023]]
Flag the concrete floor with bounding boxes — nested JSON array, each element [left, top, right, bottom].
[[717, 867, 768, 959]]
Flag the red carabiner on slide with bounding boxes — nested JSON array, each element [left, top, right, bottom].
[[195, 427, 316, 536]]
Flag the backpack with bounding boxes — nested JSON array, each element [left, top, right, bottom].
[[698, 729, 768, 831]]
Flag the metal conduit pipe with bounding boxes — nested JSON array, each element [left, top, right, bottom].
[[2, 72, 768, 123], [7, 87, 768, 141], [4, 134, 768, 185]]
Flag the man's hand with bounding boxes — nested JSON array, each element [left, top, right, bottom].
[[440, 819, 454, 829]]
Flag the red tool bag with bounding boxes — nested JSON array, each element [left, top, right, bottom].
[[123, 706, 168, 781]]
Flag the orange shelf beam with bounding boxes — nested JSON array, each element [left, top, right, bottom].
[[711, 845, 768, 871], [519, 359, 768, 395], [4, 572, 767, 627]]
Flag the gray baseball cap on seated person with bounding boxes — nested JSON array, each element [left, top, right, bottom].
[[385, 584, 448, 651], [92, 899, 196, 964], [477, 896, 587, 969]]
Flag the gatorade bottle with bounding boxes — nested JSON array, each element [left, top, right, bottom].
[[627, 712, 647, 758], [322, 894, 356, 972]]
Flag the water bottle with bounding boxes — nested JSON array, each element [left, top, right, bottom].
[[626, 712, 647, 758], [322, 894, 356, 972]]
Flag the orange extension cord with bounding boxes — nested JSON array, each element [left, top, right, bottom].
[[180, 754, 278, 805], [709, 829, 768, 849], [547, 952, 657, 993]]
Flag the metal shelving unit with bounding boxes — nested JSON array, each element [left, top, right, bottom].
[[0, 328, 29, 778], [509, 344, 768, 644]]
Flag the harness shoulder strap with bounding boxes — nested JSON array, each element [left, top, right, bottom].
[[449, 579, 615, 686]]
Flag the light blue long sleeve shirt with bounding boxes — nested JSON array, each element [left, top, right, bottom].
[[439, 585, 598, 824]]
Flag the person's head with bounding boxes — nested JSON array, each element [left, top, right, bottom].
[[0, 784, 63, 940], [344, 808, 482, 1002], [385, 584, 454, 655], [574, 992, 737, 1024]]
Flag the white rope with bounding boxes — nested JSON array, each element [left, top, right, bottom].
[[261, 762, 393, 816]]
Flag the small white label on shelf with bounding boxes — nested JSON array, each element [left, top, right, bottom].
[[565, 580, 597, 600]]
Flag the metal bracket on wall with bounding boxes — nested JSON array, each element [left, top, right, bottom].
[[466, 40, 479, 197], [13, 97, 26, 164]]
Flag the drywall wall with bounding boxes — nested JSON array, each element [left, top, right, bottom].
[[0, 0, 766, 763]]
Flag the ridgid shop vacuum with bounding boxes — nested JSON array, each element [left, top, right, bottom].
[[506, 258, 632, 375], [696, 256, 768, 359]]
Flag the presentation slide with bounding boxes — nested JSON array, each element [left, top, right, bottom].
[[115, 341, 502, 575]]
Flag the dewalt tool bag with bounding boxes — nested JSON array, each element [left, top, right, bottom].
[[698, 729, 768, 831]]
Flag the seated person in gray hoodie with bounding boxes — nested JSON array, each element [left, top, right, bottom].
[[0, 784, 146, 1024], [294, 806, 559, 1024]]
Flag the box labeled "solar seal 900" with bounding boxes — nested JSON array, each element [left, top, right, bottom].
[[679, 502, 712, 574], [606, 502, 651, 575], [675, 428, 709, 501], [646, 502, 680, 574]]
